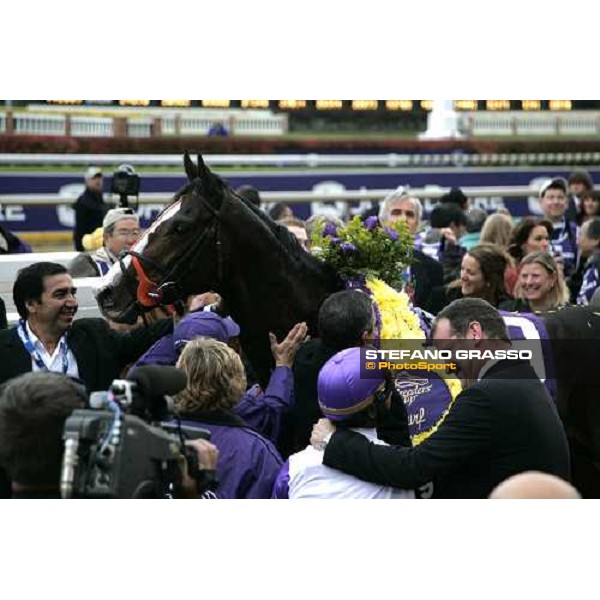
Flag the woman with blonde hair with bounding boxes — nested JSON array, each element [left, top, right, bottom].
[[479, 213, 518, 293], [480, 213, 515, 250], [175, 337, 283, 498], [510, 251, 570, 313]]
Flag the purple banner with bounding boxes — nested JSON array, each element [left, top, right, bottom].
[[0, 166, 595, 232]]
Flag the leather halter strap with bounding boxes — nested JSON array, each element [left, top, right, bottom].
[[122, 191, 224, 312]]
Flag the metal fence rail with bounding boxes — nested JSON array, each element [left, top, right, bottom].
[[0, 186, 559, 208], [1, 152, 599, 169]]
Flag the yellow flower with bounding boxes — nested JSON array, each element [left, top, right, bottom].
[[366, 278, 425, 341], [366, 276, 463, 446]]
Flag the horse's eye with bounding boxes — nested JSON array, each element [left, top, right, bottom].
[[173, 222, 188, 235]]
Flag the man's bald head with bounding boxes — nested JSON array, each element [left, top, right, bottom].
[[489, 471, 580, 499]]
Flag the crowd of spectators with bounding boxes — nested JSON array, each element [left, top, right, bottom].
[[0, 168, 597, 499]]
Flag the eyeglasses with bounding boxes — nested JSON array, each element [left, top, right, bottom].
[[114, 229, 141, 239]]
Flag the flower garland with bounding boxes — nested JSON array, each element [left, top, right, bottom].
[[366, 277, 461, 444], [310, 215, 413, 290], [411, 375, 462, 446], [365, 278, 425, 342], [310, 215, 463, 445]]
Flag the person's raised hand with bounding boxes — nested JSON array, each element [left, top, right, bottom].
[[188, 292, 222, 313], [440, 227, 457, 244], [269, 322, 308, 368]]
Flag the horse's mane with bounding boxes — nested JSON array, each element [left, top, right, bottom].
[[168, 173, 339, 279]]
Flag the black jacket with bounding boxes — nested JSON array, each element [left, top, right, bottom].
[[411, 250, 444, 315], [323, 359, 570, 498], [0, 317, 173, 498], [0, 317, 173, 392], [73, 188, 108, 251]]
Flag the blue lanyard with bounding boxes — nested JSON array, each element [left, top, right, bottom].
[[17, 319, 69, 374]]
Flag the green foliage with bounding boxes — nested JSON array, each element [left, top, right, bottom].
[[310, 215, 413, 288]]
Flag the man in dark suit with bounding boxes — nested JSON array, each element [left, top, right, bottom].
[[0, 262, 173, 392], [411, 250, 444, 315], [378, 187, 444, 314], [311, 298, 571, 498]]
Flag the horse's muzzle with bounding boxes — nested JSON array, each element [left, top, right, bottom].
[[96, 286, 140, 325]]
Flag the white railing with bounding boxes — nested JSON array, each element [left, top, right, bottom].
[[460, 110, 600, 137], [233, 115, 288, 136], [70, 116, 114, 137], [558, 115, 599, 135], [127, 118, 153, 138], [0, 186, 566, 208], [13, 113, 66, 135], [178, 116, 215, 135], [160, 115, 177, 135], [0, 109, 288, 138], [1, 151, 600, 169], [0, 251, 78, 280]]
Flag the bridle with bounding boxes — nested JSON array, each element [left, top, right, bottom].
[[118, 190, 225, 314]]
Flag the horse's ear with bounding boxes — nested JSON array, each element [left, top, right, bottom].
[[197, 154, 221, 198], [184, 151, 198, 181], [197, 154, 212, 183]]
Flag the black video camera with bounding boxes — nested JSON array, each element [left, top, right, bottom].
[[110, 164, 140, 208], [60, 365, 216, 499]]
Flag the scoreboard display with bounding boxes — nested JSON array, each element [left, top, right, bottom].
[[7, 100, 598, 112]]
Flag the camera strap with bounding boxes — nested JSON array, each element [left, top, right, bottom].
[[17, 319, 70, 374]]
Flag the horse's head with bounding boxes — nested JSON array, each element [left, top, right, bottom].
[[97, 152, 342, 384], [96, 152, 227, 323]]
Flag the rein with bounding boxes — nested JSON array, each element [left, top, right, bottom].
[[119, 192, 224, 313]]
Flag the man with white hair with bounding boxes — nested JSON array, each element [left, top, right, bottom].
[[70, 207, 141, 277], [379, 187, 444, 314]]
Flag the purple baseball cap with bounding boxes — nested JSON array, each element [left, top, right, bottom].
[[317, 347, 385, 421], [173, 311, 240, 353]]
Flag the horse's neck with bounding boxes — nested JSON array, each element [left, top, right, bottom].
[[223, 249, 336, 333]]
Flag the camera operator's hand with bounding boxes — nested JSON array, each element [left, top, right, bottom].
[[187, 439, 219, 471], [269, 322, 309, 368], [178, 439, 219, 499]]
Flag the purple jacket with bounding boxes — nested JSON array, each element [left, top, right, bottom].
[[130, 336, 294, 443], [577, 252, 600, 306], [550, 219, 578, 275], [234, 367, 293, 443], [130, 334, 176, 370], [178, 414, 282, 499]]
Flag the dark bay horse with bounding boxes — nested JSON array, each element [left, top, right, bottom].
[[96, 152, 343, 386], [96, 153, 600, 496]]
